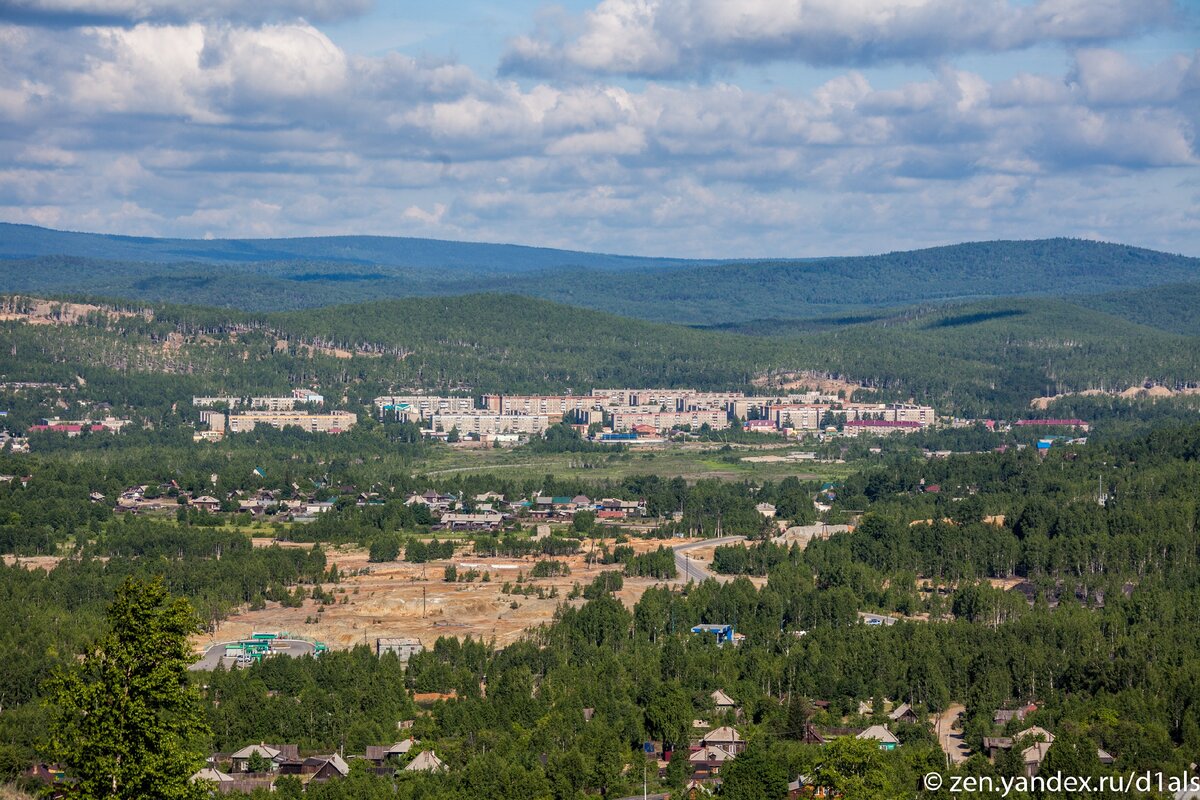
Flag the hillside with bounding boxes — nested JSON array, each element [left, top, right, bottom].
[[0, 222, 706, 272], [2, 225, 1199, 324], [527, 239, 1200, 323], [1071, 282, 1200, 336], [1, 293, 1197, 417]]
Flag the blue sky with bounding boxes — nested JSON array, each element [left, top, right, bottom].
[[0, 0, 1197, 257]]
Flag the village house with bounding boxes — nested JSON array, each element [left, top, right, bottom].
[[228, 743, 299, 773], [688, 744, 735, 778], [700, 726, 745, 755], [405, 751, 448, 773], [303, 754, 350, 783], [856, 725, 900, 751], [190, 495, 222, 513], [710, 689, 738, 715], [993, 703, 1038, 727], [435, 510, 504, 531], [888, 702, 920, 725]]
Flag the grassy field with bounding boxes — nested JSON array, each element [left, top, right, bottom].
[[410, 443, 853, 484]]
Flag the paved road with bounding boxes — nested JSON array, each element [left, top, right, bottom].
[[190, 639, 317, 671], [931, 703, 971, 765], [672, 536, 746, 583]]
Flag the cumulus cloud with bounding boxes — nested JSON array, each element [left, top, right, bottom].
[[0, 16, 1196, 255], [501, 0, 1181, 77], [0, 0, 371, 26]]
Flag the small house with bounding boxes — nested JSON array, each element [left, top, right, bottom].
[[405, 750, 448, 773], [700, 727, 744, 755], [710, 689, 737, 713], [856, 725, 900, 751], [888, 703, 919, 725]]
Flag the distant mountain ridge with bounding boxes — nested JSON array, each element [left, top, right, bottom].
[[1, 223, 1198, 326], [0, 222, 714, 272]]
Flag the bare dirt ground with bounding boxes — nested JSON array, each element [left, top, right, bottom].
[[1, 554, 64, 570], [931, 703, 971, 764], [751, 371, 865, 397], [0, 298, 148, 325], [194, 536, 680, 655], [1031, 384, 1200, 409]]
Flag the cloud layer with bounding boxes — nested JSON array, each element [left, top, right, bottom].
[[501, 0, 1181, 77], [0, 0, 372, 26], [0, 3, 1197, 256]]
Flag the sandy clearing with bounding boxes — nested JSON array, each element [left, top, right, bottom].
[[192, 536, 680, 654]]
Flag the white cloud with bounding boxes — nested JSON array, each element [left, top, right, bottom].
[[0, 16, 1195, 255], [501, 0, 1181, 77], [0, 0, 371, 25]]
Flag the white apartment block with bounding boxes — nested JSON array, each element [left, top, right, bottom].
[[432, 413, 551, 435], [612, 410, 731, 432], [226, 410, 357, 434], [374, 396, 477, 420], [733, 393, 839, 419], [766, 401, 936, 430], [193, 390, 324, 411], [591, 388, 744, 411], [193, 396, 241, 408], [842, 403, 935, 426], [769, 404, 831, 430]]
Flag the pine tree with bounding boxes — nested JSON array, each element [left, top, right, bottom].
[[45, 576, 210, 800]]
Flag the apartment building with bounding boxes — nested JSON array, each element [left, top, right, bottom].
[[481, 394, 601, 417], [226, 410, 357, 434], [732, 392, 839, 419], [431, 413, 551, 435], [611, 410, 731, 432], [374, 395, 477, 421], [768, 404, 831, 430], [193, 396, 241, 408], [592, 388, 744, 411], [193, 390, 324, 411], [842, 402, 935, 426]]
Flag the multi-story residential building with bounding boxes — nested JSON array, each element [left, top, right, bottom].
[[592, 388, 744, 411], [732, 392, 838, 419], [481, 395, 601, 417], [226, 410, 357, 434], [431, 413, 550, 436], [841, 402, 936, 426], [374, 396, 477, 420], [192, 396, 241, 408], [768, 403, 831, 430], [193, 390, 324, 411], [843, 419, 923, 435], [611, 410, 731, 432]]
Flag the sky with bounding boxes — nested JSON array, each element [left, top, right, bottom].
[[0, 0, 1197, 258]]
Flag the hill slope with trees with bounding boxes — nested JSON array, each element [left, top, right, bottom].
[[2, 225, 1198, 324]]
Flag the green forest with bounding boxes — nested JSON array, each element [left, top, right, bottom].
[[4, 228, 1199, 326], [2, 290, 1199, 419], [4, 423, 1200, 798]]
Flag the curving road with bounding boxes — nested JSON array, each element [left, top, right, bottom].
[[672, 536, 746, 584], [190, 638, 317, 671]]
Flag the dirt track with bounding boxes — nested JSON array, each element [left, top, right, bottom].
[[931, 703, 970, 764]]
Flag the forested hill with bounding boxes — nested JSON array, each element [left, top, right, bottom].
[[530, 239, 1200, 323], [4, 292, 1198, 416], [0, 222, 708, 272], [1073, 282, 1200, 336], [2, 224, 1198, 325]]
